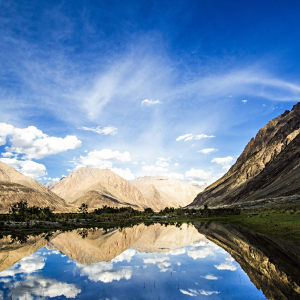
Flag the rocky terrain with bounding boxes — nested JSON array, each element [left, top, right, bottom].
[[131, 176, 204, 210], [49, 167, 150, 210], [189, 102, 300, 208], [0, 161, 69, 213], [195, 222, 300, 300]]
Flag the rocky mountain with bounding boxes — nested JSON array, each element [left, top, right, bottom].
[[131, 176, 204, 210], [50, 167, 150, 210], [0, 161, 68, 213], [189, 102, 300, 208]]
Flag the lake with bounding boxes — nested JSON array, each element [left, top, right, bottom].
[[0, 222, 299, 299]]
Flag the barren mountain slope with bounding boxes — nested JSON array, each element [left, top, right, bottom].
[[51, 167, 150, 210], [0, 161, 68, 213], [189, 102, 300, 208], [131, 176, 204, 210]]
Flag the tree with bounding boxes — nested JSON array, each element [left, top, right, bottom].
[[9, 200, 28, 214], [144, 208, 154, 214], [78, 203, 88, 214]]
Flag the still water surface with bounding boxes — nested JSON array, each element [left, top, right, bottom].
[[0, 223, 299, 299]]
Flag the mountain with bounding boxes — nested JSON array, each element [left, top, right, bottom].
[[189, 102, 300, 208], [0, 161, 68, 213], [131, 176, 204, 210], [50, 167, 150, 210]]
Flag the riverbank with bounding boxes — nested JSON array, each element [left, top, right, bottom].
[[1, 203, 299, 242]]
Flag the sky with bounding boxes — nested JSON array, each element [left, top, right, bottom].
[[0, 0, 300, 185]]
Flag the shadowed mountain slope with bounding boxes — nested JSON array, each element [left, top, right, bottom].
[[189, 102, 300, 208]]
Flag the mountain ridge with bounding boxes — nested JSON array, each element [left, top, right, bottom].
[[189, 102, 300, 208]]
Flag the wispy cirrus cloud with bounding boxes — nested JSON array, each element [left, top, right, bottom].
[[79, 126, 117, 135], [176, 134, 215, 142]]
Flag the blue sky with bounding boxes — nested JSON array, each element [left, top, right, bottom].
[[0, 0, 300, 184]]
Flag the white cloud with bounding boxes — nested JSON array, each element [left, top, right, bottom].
[[180, 289, 197, 297], [0, 123, 81, 159], [194, 134, 215, 140], [9, 276, 81, 299], [242, 99, 247, 104], [142, 99, 161, 106], [186, 168, 212, 181], [0, 253, 45, 277], [158, 261, 171, 272], [214, 262, 237, 271], [222, 165, 231, 171], [1, 152, 14, 157], [201, 274, 219, 280], [156, 158, 169, 167], [111, 168, 135, 181], [74, 149, 131, 169], [143, 256, 169, 264], [79, 125, 117, 135], [176, 134, 215, 142], [169, 248, 186, 256], [176, 134, 194, 141], [112, 249, 136, 263], [199, 290, 219, 296], [132, 161, 139, 165], [211, 156, 234, 166], [198, 148, 218, 154], [76, 261, 132, 283], [167, 172, 184, 180], [142, 165, 168, 173], [0, 158, 47, 179], [188, 247, 215, 260], [174, 163, 179, 167], [43, 177, 60, 182], [225, 256, 234, 262]]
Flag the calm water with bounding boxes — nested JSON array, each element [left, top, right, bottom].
[[0, 223, 299, 300]]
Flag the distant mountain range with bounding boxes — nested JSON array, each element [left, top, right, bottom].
[[131, 176, 204, 211], [189, 102, 300, 209]]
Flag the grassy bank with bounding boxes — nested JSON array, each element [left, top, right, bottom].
[[1, 202, 299, 242], [191, 212, 300, 242]]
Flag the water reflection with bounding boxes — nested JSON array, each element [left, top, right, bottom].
[[0, 222, 298, 299], [194, 222, 300, 300]]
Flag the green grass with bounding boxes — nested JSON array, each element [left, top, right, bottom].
[[190, 212, 300, 242], [1, 208, 299, 243]]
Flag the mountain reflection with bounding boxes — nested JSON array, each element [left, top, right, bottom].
[[0, 223, 299, 299], [194, 222, 300, 300]]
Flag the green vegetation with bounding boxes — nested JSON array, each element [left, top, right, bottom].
[[1, 201, 299, 242]]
